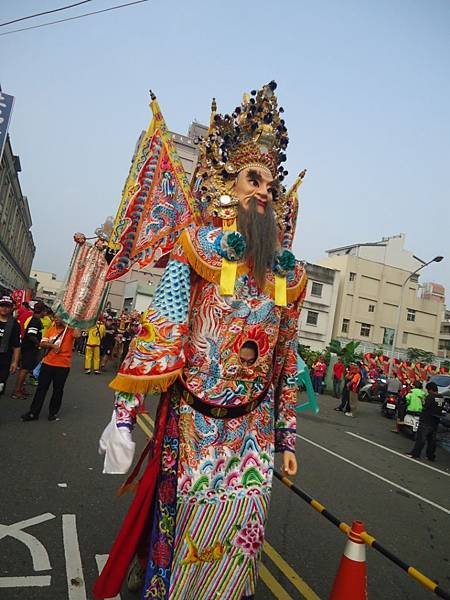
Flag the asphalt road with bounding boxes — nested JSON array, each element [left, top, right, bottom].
[[1, 356, 449, 600]]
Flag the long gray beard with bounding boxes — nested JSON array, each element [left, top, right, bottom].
[[237, 197, 279, 288]]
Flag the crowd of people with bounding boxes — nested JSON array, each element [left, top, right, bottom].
[[307, 352, 446, 462], [0, 294, 140, 422], [75, 311, 141, 373]]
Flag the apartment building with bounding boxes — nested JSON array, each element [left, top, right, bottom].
[[298, 263, 339, 351], [320, 234, 444, 356], [30, 269, 64, 305], [439, 309, 450, 359]]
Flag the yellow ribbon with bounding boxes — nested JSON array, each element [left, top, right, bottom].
[[274, 274, 287, 307], [220, 219, 238, 296]]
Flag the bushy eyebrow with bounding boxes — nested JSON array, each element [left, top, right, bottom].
[[247, 169, 275, 187], [247, 169, 263, 182]]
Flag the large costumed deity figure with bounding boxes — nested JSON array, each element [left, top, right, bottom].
[[94, 81, 308, 600]]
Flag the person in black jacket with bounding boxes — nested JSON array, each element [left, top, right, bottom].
[[12, 301, 44, 399], [0, 296, 21, 396], [407, 382, 444, 462]]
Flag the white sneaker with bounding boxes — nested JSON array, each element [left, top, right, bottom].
[[344, 412, 353, 417]]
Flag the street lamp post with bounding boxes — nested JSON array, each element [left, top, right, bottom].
[[389, 255, 444, 376]]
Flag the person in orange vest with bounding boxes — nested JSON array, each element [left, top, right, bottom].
[[345, 363, 362, 417], [21, 316, 80, 421]]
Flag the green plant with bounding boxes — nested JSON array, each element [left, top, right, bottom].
[[373, 346, 386, 357], [440, 359, 450, 369], [406, 347, 434, 363], [298, 344, 330, 368], [326, 339, 363, 366]]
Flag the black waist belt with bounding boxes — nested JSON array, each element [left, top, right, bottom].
[[180, 382, 271, 420]]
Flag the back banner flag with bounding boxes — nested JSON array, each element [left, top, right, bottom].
[[106, 98, 199, 282]]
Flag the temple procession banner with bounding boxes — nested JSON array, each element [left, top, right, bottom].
[[106, 98, 200, 281], [53, 242, 109, 329]]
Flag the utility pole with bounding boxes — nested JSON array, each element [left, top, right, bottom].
[[389, 256, 444, 376]]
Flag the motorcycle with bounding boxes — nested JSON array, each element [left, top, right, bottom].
[[359, 376, 387, 402], [381, 393, 398, 418], [400, 397, 450, 439], [400, 411, 421, 438]]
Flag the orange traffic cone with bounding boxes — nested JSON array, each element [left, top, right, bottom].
[[330, 520, 368, 599]]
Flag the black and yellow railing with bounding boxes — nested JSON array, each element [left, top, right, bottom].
[[275, 471, 450, 600]]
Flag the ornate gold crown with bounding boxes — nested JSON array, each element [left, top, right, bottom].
[[191, 81, 305, 245], [196, 81, 288, 179], [191, 82, 290, 220]]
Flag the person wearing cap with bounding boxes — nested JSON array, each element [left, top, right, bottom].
[[12, 301, 45, 399], [0, 296, 21, 395]]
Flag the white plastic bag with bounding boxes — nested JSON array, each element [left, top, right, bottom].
[[98, 411, 136, 474]]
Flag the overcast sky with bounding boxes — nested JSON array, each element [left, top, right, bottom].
[[2, 0, 449, 292]]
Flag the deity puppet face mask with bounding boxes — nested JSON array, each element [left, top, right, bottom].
[[233, 167, 278, 215]]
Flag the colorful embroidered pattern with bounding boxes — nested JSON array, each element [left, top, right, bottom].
[[143, 393, 180, 599], [107, 99, 198, 282], [110, 225, 304, 598], [167, 389, 273, 599], [111, 257, 191, 395]]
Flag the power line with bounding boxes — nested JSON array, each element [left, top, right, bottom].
[[0, 0, 150, 36], [0, 0, 95, 27]]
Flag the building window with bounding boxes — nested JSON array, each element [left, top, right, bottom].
[[360, 323, 371, 337], [368, 304, 375, 312], [306, 311, 319, 326], [407, 308, 416, 322], [349, 272, 356, 282], [342, 319, 349, 333], [383, 327, 395, 346], [311, 282, 323, 297]]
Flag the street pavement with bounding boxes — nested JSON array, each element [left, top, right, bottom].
[[1, 356, 449, 600]]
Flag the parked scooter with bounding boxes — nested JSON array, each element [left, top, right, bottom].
[[359, 376, 387, 402], [400, 411, 421, 438], [382, 393, 398, 418]]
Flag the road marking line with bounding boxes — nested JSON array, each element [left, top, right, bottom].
[[0, 513, 55, 571], [259, 563, 294, 600], [95, 555, 121, 599], [136, 414, 153, 438], [0, 576, 51, 587], [0, 513, 56, 531], [297, 434, 450, 516], [346, 431, 450, 477], [263, 541, 321, 599], [62, 514, 87, 600]]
